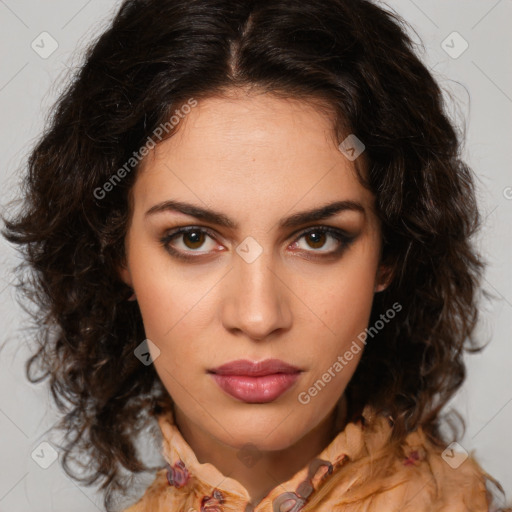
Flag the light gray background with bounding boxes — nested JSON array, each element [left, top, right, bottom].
[[0, 1, 511, 510]]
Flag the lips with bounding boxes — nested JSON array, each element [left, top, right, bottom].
[[210, 358, 301, 376], [208, 358, 302, 403]]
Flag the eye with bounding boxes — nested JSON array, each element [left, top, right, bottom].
[[294, 228, 341, 251], [160, 226, 219, 260], [290, 226, 355, 257]]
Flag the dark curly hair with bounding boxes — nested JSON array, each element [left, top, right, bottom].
[[2, 0, 504, 509]]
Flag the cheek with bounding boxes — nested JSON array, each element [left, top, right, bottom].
[[125, 238, 204, 336], [299, 247, 378, 376], [320, 253, 378, 334], [135, 273, 206, 343], [132, 264, 210, 393], [297, 277, 373, 407], [326, 279, 375, 338], [128, 253, 220, 384]]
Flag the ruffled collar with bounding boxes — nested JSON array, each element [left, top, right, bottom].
[[155, 399, 395, 511]]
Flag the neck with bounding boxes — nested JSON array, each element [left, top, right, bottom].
[[173, 396, 347, 506]]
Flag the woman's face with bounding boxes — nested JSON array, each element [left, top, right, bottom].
[[121, 88, 388, 451]]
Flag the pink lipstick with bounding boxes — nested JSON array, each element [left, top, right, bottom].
[[208, 359, 301, 403]]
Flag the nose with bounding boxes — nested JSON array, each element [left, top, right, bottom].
[[221, 249, 292, 342]]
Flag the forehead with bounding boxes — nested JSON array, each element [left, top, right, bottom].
[[132, 91, 375, 222]]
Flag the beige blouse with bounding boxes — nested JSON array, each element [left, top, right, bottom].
[[122, 404, 510, 511]]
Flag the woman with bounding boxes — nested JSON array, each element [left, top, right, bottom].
[[3, 0, 510, 510]]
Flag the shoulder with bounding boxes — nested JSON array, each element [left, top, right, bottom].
[[332, 411, 500, 511], [397, 430, 488, 509], [369, 424, 497, 511]]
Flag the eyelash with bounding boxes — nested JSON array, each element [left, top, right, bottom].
[[160, 225, 356, 262]]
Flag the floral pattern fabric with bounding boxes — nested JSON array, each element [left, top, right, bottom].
[[122, 403, 509, 512]]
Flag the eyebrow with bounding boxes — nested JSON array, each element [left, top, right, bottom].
[[145, 199, 365, 230]]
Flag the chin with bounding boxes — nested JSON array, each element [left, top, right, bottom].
[[211, 406, 315, 451]]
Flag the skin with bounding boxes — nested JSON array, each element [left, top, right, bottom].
[[120, 87, 390, 504]]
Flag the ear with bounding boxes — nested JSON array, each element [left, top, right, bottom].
[[374, 263, 394, 293]]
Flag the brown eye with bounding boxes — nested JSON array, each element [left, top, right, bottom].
[[160, 226, 219, 260], [182, 230, 206, 250], [295, 228, 344, 253], [304, 231, 327, 249], [290, 226, 356, 259]]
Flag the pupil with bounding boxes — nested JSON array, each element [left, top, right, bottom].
[[308, 232, 325, 248], [185, 231, 203, 248]]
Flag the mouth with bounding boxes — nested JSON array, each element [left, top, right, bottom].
[[208, 359, 302, 403]]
